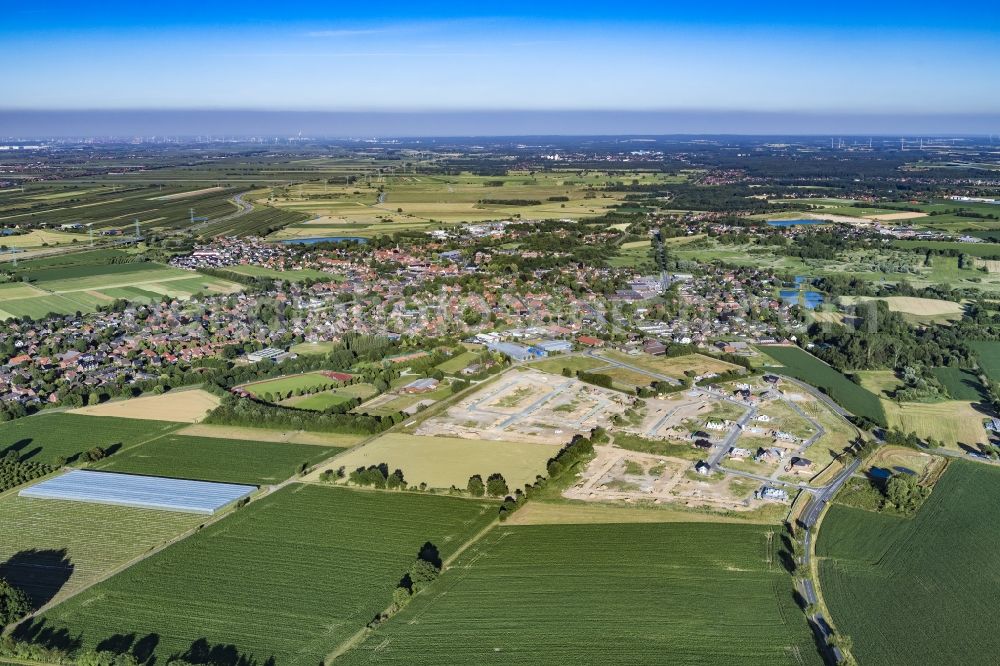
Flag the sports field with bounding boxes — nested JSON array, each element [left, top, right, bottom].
[[95, 434, 342, 484], [282, 383, 377, 411], [0, 413, 179, 465], [69, 389, 220, 423], [758, 345, 886, 426], [241, 372, 340, 397], [307, 433, 558, 490], [0, 493, 201, 607], [818, 461, 1000, 665], [25, 485, 498, 666], [340, 522, 820, 665]]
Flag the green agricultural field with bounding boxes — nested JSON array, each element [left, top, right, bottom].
[[284, 383, 377, 411], [95, 434, 342, 484], [241, 371, 340, 397], [971, 340, 1000, 382], [758, 345, 886, 426], [931, 367, 987, 401], [261, 171, 673, 231], [340, 522, 820, 665], [23, 485, 498, 666], [818, 461, 1000, 665], [0, 414, 180, 465], [0, 494, 201, 608], [0, 260, 241, 318]]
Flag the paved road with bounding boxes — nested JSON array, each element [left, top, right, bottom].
[[775, 373, 853, 421], [796, 457, 859, 664], [707, 404, 757, 468], [584, 350, 681, 385], [190, 191, 254, 232]]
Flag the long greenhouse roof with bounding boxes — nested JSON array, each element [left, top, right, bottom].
[[19, 469, 256, 515]]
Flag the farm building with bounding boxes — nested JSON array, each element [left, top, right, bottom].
[[20, 470, 255, 515], [401, 378, 440, 394]]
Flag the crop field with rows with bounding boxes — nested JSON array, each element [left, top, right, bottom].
[[198, 206, 310, 238], [817, 461, 1000, 665], [0, 493, 202, 608], [0, 414, 180, 465], [340, 522, 820, 665], [95, 433, 343, 484], [24, 485, 498, 666]]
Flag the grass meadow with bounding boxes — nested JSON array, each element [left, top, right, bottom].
[[818, 461, 1000, 664], [24, 485, 498, 666]]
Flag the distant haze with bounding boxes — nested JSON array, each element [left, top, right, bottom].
[[3, 110, 999, 139]]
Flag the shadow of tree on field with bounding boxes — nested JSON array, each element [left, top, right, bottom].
[[96, 632, 161, 665], [0, 548, 75, 609], [170, 638, 275, 666], [11, 617, 82, 652]]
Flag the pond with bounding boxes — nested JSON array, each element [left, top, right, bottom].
[[779, 289, 825, 310], [767, 219, 827, 227]]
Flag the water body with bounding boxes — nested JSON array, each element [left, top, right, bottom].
[[767, 219, 827, 227], [280, 236, 368, 245], [779, 289, 825, 310]]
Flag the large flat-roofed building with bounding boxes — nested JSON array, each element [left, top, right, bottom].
[[536, 340, 572, 353], [19, 470, 256, 515], [246, 347, 289, 363], [486, 341, 544, 362]]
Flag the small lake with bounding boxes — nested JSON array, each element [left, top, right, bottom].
[[767, 219, 826, 227], [779, 289, 825, 310], [280, 236, 368, 245]]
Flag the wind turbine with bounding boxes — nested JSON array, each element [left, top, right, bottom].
[[86, 223, 95, 247]]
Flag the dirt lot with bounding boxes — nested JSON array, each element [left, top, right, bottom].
[[177, 423, 364, 447], [69, 388, 220, 423], [305, 433, 558, 490], [564, 445, 765, 512], [416, 369, 633, 444]]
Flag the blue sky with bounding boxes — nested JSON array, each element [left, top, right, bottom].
[[4, 1, 1000, 114]]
